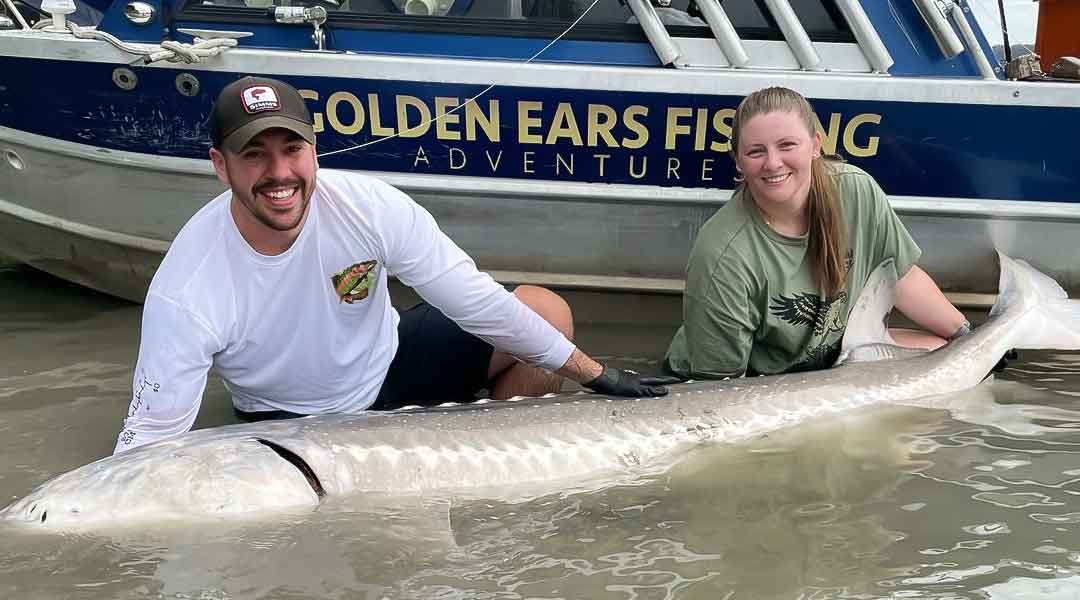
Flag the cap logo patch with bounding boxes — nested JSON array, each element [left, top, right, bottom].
[[241, 86, 280, 114]]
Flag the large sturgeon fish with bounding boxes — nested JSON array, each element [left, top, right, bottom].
[[4, 254, 1080, 530]]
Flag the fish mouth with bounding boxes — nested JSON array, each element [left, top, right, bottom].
[[255, 438, 326, 498]]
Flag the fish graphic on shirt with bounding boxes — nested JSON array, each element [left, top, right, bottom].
[[331, 260, 379, 303]]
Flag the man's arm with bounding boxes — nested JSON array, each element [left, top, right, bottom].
[[373, 180, 679, 397], [555, 348, 680, 397], [114, 293, 218, 453]]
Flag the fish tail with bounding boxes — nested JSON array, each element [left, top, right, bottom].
[[992, 252, 1080, 350]]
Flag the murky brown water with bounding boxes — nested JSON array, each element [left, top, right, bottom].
[[2, 261, 1079, 599]]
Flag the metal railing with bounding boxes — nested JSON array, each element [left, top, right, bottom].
[[625, 0, 681, 65], [762, 0, 823, 71], [914, 0, 965, 58], [1, 0, 31, 30], [693, 0, 749, 68], [949, 2, 997, 79], [834, 0, 894, 73]]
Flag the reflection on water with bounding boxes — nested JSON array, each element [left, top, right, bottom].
[[2, 263, 1080, 599]]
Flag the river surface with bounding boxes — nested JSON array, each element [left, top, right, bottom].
[[2, 261, 1079, 600]]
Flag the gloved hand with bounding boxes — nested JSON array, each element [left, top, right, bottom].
[[584, 366, 683, 397]]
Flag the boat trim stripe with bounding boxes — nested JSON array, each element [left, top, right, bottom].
[[3, 125, 1079, 220]]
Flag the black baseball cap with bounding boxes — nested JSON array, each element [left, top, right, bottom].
[[209, 76, 316, 153]]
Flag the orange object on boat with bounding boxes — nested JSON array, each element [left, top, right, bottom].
[[1035, 0, 1080, 72]]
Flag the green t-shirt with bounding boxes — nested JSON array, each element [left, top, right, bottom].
[[664, 161, 921, 378]]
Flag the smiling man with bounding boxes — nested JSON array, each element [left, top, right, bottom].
[[115, 76, 677, 453]]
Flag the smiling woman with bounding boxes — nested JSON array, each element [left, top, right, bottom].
[[662, 86, 968, 381]]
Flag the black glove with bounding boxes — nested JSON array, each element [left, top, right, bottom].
[[584, 366, 683, 398]]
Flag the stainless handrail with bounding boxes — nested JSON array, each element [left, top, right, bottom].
[[913, 0, 964, 58], [624, 0, 681, 65], [762, 0, 823, 71], [693, 0, 750, 68], [1, 0, 30, 30], [949, 2, 997, 79], [833, 0, 893, 73]]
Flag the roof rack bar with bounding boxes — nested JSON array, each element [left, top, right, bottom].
[[693, 0, 750, 68], [624, 0, 682, 65], [761, 0, 824, 71], [913, 0, 964, 58], [948, 2, 997, 79], [832, 0, 893, 73]]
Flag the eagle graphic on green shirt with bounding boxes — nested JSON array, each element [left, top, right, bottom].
[[769, 290, 849, 372]]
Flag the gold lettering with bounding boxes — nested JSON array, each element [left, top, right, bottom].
[[622, 106, 649, 149], [396, 96, 432, 138], [843, 113, 881, 157], [694, 108, 708, 151], [326, 91, 365, 136], [594, 153, 610, 177], [435, 97, 461, 141], [665, 107, 693, 151], [485, 149, 503, 171], [710, 109, 735, 152], [523, 151, 535, 174], [586, 104, 619, 148], [518, 101, 543, 144], [555, 153, 574, 175], [299, 90, 323, 133], [449, 147, 466, 170], [368, 93, 394, 137], [701, 157, 714, 182], [546, 103, 584, 146], [815, 112, 842, 156], [667, 157, 680, 180], [629, 155, 647, 179], [413, 145, 429, 167], [466, 99, 500, 142]]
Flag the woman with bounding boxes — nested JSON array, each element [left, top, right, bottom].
[[664, 87, 968, 379]]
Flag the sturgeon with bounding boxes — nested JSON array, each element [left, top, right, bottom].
[[4, 253, 1080, 530]]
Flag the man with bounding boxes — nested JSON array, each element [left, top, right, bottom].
[[115, 76, 678, 453]]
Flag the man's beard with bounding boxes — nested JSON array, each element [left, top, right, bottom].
[[247, 178, 310, 231]]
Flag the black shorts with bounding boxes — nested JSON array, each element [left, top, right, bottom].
[[235, 303, 494, 422]]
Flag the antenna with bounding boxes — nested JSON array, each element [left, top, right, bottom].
[[996, 0, 1012, 63]]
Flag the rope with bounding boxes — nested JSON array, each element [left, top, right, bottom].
[[55, 22, 239, 64], [317, 0, 602, 159]]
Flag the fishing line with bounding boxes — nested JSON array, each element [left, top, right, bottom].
[[317, 0, 602, 159]]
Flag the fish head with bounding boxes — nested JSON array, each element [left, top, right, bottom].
[[0, 436, 321, 531]]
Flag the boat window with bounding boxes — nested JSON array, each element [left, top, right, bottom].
[[787, 0, 847, 36], [180, 0, 850, 41]]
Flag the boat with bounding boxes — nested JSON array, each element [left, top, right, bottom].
[[0, 0, 1077, 303]]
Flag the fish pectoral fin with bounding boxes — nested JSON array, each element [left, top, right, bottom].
[[837, 258, 899, 365]]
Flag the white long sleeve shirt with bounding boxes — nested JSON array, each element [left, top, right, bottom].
[[115, 170, 575, 453]]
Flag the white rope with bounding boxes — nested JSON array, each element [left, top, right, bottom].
[[61, 22, 238, 64], [317, 0, 602, 159]]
